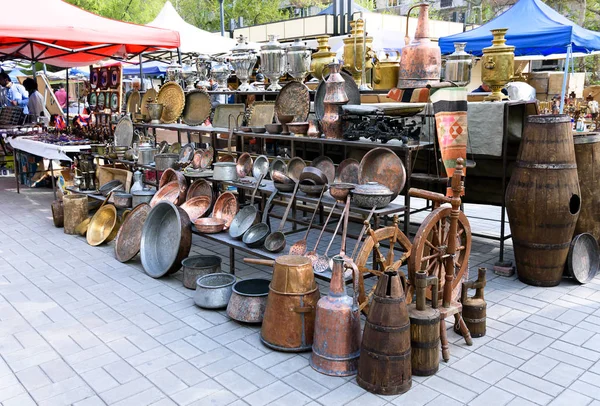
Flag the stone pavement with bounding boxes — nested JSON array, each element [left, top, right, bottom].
[[1, 178, 600, 406]]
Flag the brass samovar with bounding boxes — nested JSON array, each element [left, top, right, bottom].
[[310, 36, 337, 82], [343, 19, 373, 89], [482, 28, 514, 102]]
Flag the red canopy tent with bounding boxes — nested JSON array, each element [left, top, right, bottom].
[[0, 0, 180, 67]]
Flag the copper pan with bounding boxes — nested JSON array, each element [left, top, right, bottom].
[[150, 180, 181, 207], [236, 152, 253, 178], [300, 167, 328, 185], [194, 218, 226, 233], [358, 147, 406, 200], [186, 179, 213, 203], [335, 158, 360, 184], [159, 168, 187, 203], [287, 157, 306, 183], [272, 170, 294, 185], [311, 156, 335, 184], [212, 192, 239, 230]]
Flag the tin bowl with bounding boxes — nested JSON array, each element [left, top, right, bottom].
[[265, 123, 283, 134], [194, 273, 236, 309], [253, 155, 270, 180], [299, 167, 328, 186], [274, 182, 296, 193]]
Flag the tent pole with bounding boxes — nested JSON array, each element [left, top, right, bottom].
[[139, 54, 145, 92], [219, 0, 225, 37], [66, 68, 69, 124], [560, 45, 571, 114]]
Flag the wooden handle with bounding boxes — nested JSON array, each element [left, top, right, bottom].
[[409, 188, 451, 204], [243, 258, 274, 266]]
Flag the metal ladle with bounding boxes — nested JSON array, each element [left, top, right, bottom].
[[313, 202, 348, 274], [288, 187, 326, 255], [264, 181, 300, 253]]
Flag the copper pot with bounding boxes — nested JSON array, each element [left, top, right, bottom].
[[321, 62, 348, 140], [227, 279, 270, 323]]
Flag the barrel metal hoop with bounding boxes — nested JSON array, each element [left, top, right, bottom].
[[512, 239, 571, 250], [410, 339, 440, 349], [463, 317, 486, 324], [365, 320, 410, 333], [515, 162, 577, 170], [361, 347, 411, 361], [269, 285, 318, 296]]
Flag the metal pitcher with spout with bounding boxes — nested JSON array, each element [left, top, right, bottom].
[[310, 257, 361, 376], [444, 42, 474, 86], [397, 3, 441, 88]]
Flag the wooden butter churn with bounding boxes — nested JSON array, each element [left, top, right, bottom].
[[455, 268, 487, 338], [408, 271, 439, 376]]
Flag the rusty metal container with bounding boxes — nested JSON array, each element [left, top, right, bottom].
[[397, 3, 441, 89], [227, 279, 270, 323], [357, 271, 412, 395], [321, 62, 348, 140], [506, 115, 580, 286], [310, 257, 361, 376], [261, 256, 320, 352], [408, 271, 439, 377], [63, 194, 88, 235], [455, 268, 487, 338]]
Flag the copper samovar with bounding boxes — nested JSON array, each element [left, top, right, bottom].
[[321, 62, 349, 140], [310, 36, 336, 82], [482, 28, 514, 101], [397, 3, 441, 88], [343, 19, 373, 89]]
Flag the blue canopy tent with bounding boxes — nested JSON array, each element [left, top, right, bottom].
[[439, 0, 600, 112], [123, 61, 168, 76]]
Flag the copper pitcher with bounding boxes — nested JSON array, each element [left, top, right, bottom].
[[397, 3, 441, 88], [310, 257, 361, 376], [260, 256, 320, 352], [321, 62, 348, 140]]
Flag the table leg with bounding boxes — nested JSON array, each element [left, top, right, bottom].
[[440, 318, 450, 362], [229, 247, 235, 275], [14, 149, 20, 194], [404, 150, 412, 236], [49, 159, 56, 200]]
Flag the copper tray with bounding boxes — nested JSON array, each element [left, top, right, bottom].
[[212, 192, 239, 230], [358, 147, 406, 200], [315, 71, 360, 120], [182, 90, 211, 126], [159, 168, 187, 203], [311, 155, 335, 184], [150, 181, 181, 207], [186, 178, 213, 202], [157, 81, 185, 124], [141, 88, 158, 118], [114, 203, 151, 262], [181, 196, 211, 222], [275, 82, 310, 123], [335, 158, 360, 184], [114, 116, 134, 147], [127, 90, 141, 114]]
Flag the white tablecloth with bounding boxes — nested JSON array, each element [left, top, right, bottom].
[[7, 136, 90, 161]]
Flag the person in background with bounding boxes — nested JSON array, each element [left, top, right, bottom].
[[55, 84, 67, 111], [0, 71, 29, 113], [23, 78, 49, 124]]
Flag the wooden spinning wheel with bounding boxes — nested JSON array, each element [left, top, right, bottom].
[[354, 217, 412, 314], [408, 207, 471, 303]]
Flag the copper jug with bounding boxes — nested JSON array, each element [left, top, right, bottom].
[[408, 271, 439, 376], [397, 3, 441, 89], [357, 271, 412, 395], [260, 256, 320, 352], [321, 62, 348, 140], [455, 267, 487, 337], [310, 257, 361, 376]]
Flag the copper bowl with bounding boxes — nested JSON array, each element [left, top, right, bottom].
[[194, 218, 226, 234], [212, 192, 239, 230], [265, 123, 283, 134], [236, 152, 253, 178], [329, 183, 355, 202], [272, 170, 294, 185], [150, 180, 182, 207], [287, 157, 306, 183], [219, 154, 236, 163], [186, 179, 213, 203], [180, 196, 211, 222], [299, 167, 328, 185], [159, 168, 187, 203], [287, 122, 309, 136]]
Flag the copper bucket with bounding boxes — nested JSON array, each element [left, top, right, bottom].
[[260, 256, 320, 352]]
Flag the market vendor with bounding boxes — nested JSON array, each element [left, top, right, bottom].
[[23, 78, 49, 125], [0, 72, 29, 113]]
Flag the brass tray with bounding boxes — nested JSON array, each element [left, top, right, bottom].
[[315, 71, 360, 120], [127, 90, 141, 114], [157, 81, 185, 124], [247, 101, 275, 127], [213, 104, 245, 129], [182, 90, 211, 126], [275, 82, 310, 123], [114, 116, 134, 147], [114, 203, 151, 262], [141, 88, 158, 118]]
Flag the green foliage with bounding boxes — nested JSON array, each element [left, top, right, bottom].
[[65, 0, 164, 23]]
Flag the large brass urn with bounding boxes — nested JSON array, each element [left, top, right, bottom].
[[343, 19, 373, 89], [310, 36, 337, 82], [482, 28, 514, 102]]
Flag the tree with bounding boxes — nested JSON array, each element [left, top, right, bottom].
[[65, 0, 164, 24]]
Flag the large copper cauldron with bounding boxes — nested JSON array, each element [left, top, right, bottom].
[[261, 256, 320, 352], [397, 3, 441, 88]]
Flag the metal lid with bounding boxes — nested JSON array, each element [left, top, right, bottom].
[[232, 35, 256, 54], [213, 162, 236, 167], [261, 34, 283, 50], [288, 38, 308, 52], [353, 182, 393, 196]]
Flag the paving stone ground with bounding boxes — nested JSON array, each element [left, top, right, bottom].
[[1, 177, 600, 406]]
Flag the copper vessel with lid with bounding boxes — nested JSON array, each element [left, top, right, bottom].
[[310, 36, 337, 81], [397, 3, 441, 88], [321, 62, 349, 140], [482, 28, 514, 101], [343, 19, 373, 89]]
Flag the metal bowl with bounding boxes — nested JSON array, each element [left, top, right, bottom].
[[113, 191, 132, 209], [250, 126, 267, 134], [311, 156, 335, 184], [272, 170, 293, 185], [159, 168, 188, 203], [287, 122, 309, 136], [329, 183, 355, 202], [226, 279, 270, 323], [253, 155, 270, 179], [299, 167, 328, 186], [99, 180, 123, 196], [194, 218, 226, 234], [87, 204, 118, 246], [240, 126, 253, 133], [236, 152, 253, 178], [182, 255, 222, 290], [141, 201, 192, 278], [299, 183, 327, 197], [269, 158, 287, 181], [180, 196, 211, 222], [265, 123, 283, 134], [274, 182, 296, 193], [194, 273, 236, 309], [287, 157, 306, 183], [186, 179, 213, 203], [150, 181, 181, 207]]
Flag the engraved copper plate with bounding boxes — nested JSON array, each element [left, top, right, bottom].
[[114, 203, 151, 262], [157, 81, 185, 124], [275, 82, 310, 122]]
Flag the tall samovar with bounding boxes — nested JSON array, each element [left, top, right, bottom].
[[196, 54, 212, 88], [397, 3, 441, 88], [310, 36, 336, 82], [343, 19, 373, 89], [211, 57, 231, 91], [260, 35, 286, 91], [481, 28, 514, 102], [166, 60, 183, 83], [230, 35, 257, 92], [181, 60, 197, 91], [286, 39, 311, 82]]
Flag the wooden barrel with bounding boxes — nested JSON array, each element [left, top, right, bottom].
[[51, 200, 64, 227], [357, 271, 411, 395], [506, 115, 580, 286], [573, 134, 600, 241], [409, 308, 439, 376], [63, 194, 89, 235]]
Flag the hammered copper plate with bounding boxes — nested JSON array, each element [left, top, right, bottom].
[[141, 88, 158, 117], [311, 155, 335, 184], [180, 196, 211, 222], [150, 181, 181, 207], [186, 179, 213, 203], [114, 116, 134, 147], [157, 81, 185, 124], [114, 203, 151, 262], [358, 147, 406, 200], [335, 158, 360, 184], [315, 71, 360, 120], [182, 90, 211, 126], [212, 192, 239, 230], [275, 82, 310, 123], [127, 90, 141, 114]]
